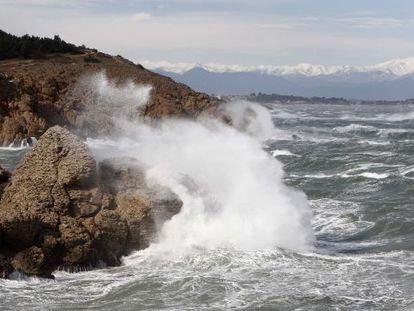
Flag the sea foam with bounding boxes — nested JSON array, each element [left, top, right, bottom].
[[82, 72, 315, 253]]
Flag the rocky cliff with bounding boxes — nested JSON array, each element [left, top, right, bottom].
[[0, 126, 182, 278], [0, 42, 223, 278], [0, 51, 219, 146]]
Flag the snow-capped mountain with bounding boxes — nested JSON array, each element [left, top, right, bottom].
[[141, 58, 414, 100], [370, 58, 414, 76], [142, 57, 414, 78]]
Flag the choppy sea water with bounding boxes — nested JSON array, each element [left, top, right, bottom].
[[1, 102, 414, 310]]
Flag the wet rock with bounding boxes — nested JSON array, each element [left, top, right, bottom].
[[0, 126, 100, 277], [115, 193, 152, 250], [0, 166, 10, 198], [99, 158, 182, 249], [0, 252, 12, 278], [11, 246, 50, 277], [58, 216, 94, 264], [0, 117, 25, 146], [0, 126, 182, 278], [93, 209, 128, 265]]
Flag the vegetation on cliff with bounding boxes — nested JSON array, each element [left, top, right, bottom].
[[0, 30, 83, 60]]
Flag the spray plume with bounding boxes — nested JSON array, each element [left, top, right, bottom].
[[79, 72, 315, 253]]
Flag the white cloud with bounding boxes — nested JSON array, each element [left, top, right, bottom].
[[2, 0, 64, 5], [256, 22, 306, 30], [0, 2, 413, 66], [1, 0, 95, 8], [338, 17, 410, 29], [131, 12, 152, 21]]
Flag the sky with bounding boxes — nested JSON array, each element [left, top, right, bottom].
[[1, 0, 414, 67]]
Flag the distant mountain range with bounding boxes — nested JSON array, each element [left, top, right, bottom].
[[142, 58, 414, 100]]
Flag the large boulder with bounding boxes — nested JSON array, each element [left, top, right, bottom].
[[0, 126, 182, 277]]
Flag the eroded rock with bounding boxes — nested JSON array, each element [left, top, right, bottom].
[[0, 52, 220, 146], [99, 158, 182, 250], [0, 166, 10, 198], [0, 126, 182, 278]]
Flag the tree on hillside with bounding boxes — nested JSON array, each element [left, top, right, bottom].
[[0, 30, 84, 60]]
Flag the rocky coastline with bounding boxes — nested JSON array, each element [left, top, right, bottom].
[[0, 126, 182, 278], [0, 50, 219, 147], [0, 49, 221, 278]]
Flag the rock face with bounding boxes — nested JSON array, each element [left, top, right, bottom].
[[0, 166, 10, 198], [0, 126, 182, 278], [99, 158, 182, 251], [0, 52, 220, 146]]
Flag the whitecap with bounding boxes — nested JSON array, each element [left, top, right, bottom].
[[271, 149, 299, 157], [358, 140, 390, 146], [399, 165, 414, 179], [291, 167, 390, 179], [311, 198, 375, 238], [339, 110, 414, 122], [354, 151, 395, 157], [378, 128, 412, 135], [333, 124, 378, 133], [271, 110, 300, 119], [359, 172, 389, 179], [375, 111, 414, 122]]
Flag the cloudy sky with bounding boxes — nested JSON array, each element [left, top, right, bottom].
[[1, 0, 414, 66]]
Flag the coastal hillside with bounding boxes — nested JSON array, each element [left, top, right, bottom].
[[0, 32, 219, 146], [0, 32, 222, 277]]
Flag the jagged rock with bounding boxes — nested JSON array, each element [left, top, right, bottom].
[[0, 51, 220, 146], [0, 126, 182, 278], [11, 246, 49, 277], [99, 158, 182, 250], [93, 209, 128, 265], [0, 252, 12, 278], [0, 126, 98, 276], [0, 166, 10, 199], [0, 74, 18, 102], [15, 94, 33, 112], [41, 78, 59, 98], [0, 117, 25, 146], [115, 194, 152, 250]]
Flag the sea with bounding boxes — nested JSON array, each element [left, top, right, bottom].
[[0, 102, 413, 310]]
